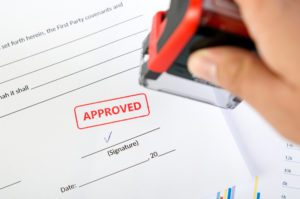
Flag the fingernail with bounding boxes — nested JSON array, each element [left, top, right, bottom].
[[188, 51, 218, 84]]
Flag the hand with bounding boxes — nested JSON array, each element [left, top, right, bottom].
[[188, 0, 300, 142]]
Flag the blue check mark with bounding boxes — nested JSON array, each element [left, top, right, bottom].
[[104, 131, 112, 143]]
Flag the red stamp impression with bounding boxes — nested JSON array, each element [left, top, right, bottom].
[[74, 93, 150, 129]]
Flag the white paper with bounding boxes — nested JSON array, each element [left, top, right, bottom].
[[0, 0, 251, 198], [223, 101, 300, 199]]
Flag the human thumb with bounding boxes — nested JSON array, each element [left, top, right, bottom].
[[187, 47, 280, 108]]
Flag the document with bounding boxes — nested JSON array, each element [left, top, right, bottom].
[[0, 0, 251, 198], [223, 102, 300, 199]]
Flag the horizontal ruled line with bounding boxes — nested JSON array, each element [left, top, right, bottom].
[[283, 185, 300, 190], [31, 48, 141, 90], [79, 147, 177, 188], [81, 127, 160, 159], [1, 30, 146, 86], [158, 149, 176, 158], [284, 172, 300, 177], [0, 181, 21, 191], [287, 146, 300, 151], [0, 66, 139, 119], [79, 159, 150, 188], [286, 160, 300, 164], [0, 15, 143, 69]]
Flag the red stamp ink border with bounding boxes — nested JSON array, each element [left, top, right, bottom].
[[74, 93, 150, 130]]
